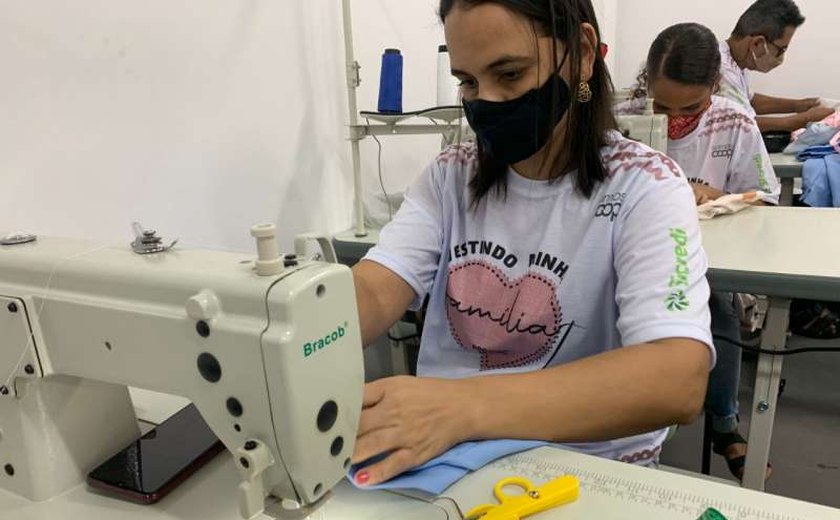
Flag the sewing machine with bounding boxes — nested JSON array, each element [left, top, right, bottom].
[[616, 103, 668, 153], [0, 225, 363, 519]]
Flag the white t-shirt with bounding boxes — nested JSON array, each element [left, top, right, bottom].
[[718, 40, 756, 118], [364, 132, 714, 464], [617, 96, 780, 204]]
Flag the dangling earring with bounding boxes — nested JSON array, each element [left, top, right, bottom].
[[577, 81, 592, 103]]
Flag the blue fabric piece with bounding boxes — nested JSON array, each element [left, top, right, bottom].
[[796, 145, 838, 161], [784, 123, 840, 155], [802, 158, 831, 207], [348, 440, 547, 494], [802, 155, 840, 208]]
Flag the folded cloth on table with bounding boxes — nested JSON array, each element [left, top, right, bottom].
[[796, 145, 839, 161], [347, 440, 547, 494], [785, 122, 840, 155], [819, 98, 840, 111], [697, 192, 764, 220]]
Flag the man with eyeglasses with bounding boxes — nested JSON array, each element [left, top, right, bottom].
[[719, 0, 834, 132]]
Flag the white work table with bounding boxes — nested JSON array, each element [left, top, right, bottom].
[[702, 206, 840, 300], [701, 206, 840, 490], [4, 211, 839, 518], [3, 386, 840, 519], [769, 153, 804, 206], [3, 444, 839, 520]]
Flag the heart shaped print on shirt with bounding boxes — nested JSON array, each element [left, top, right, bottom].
[[446, 260, 564, 370]]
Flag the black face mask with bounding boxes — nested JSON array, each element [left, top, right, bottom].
[[463, 72, 572, 165]]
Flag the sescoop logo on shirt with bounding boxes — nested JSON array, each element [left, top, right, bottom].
[[594, 192, 626, 222], [711, 144, 734, 159], [666, 228, 690, 312]]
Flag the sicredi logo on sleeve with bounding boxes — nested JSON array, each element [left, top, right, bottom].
[[303, 322, 348, 358], [666, 228, 690, 312]]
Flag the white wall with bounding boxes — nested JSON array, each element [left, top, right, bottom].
[[0, 1, 353, 252], [593, 0, 618, 74], [3, 0, 834, 255], [348, 0, 445, 223], [0, 0, 449, 249], [612, 0, 840, 99]]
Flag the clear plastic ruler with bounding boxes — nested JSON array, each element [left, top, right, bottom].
[[442, 448, 840, 520]]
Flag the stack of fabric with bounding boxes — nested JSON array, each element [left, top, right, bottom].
[[784, 108, 840, 208]]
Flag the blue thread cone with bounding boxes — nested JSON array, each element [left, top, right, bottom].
[[378, 48, 403, 113]]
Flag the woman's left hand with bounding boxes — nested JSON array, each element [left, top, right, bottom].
[[351, 375, 476, 487]]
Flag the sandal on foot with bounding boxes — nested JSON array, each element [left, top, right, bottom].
[[711, 430, 772, 481]]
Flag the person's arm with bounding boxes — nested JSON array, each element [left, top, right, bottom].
[[756, 111, 831, 132], [753, 95, 834, 132], [751, 93, 812, 115], [352, 152, 448, 347], [352, 337, 708, 484], [353, 261, 415, 347], [467, 338, 709, 440]]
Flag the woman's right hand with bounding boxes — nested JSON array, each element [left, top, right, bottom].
[[351, 376, 475, 487], [690, 183, 724, 206]]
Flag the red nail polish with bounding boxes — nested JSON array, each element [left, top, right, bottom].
[[355, 471, 370, 485]]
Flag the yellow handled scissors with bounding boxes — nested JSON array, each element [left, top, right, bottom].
[[464, 475, 580, 520]]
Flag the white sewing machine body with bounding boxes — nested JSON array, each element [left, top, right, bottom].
[[0, 231, 363, 518], [616, 109, 668, 153]]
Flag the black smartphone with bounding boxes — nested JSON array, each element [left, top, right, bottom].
[[87, 403, 225, 504]]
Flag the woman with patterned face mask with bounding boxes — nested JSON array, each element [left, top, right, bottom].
[[622, 23, 781, 207], [619, 22, 777, 482], [348, 1, 714, 488]]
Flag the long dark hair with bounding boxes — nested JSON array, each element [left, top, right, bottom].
[[439, 0, 616, 204], [632, 23, 721, 99]]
